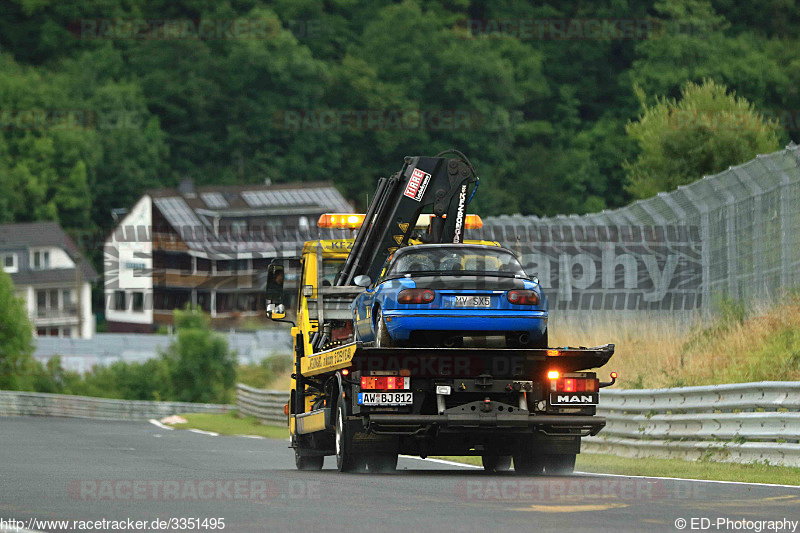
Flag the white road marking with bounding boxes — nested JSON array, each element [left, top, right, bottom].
[[236, 434, 266, 439], [188, 428, 219, 436], [404, 456, 800, 488], [402, 456, 482, 469], [148, 419, 174, 430], [575, 471, 800, 489]]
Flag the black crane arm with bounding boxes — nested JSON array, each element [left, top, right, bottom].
[[337, 151, 478, 286]]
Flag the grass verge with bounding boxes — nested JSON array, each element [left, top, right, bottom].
[[434, 453, 800, 485], [172, 411, 287, 439]]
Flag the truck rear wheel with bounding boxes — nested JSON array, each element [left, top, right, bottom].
[[512, 453, 545, 475], [335, 401, 364, 472], [543, 453, 576, 475], [482, 455, 512, 472], [366, 454, 398, 473], [295, 449, 324, 471]]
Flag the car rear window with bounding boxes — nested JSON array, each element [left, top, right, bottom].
[[388, 248, 527, 277]]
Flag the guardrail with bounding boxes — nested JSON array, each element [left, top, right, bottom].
[[0, 390, 233, 421], [583, 381, 800, 467], [236, 384, 286, 425]]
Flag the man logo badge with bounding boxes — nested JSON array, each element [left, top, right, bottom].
[[550, 393, 598, 405]]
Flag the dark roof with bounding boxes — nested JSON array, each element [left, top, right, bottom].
[[146, 180, 354, 255], [146, 180, 352, 213], [0, 222, 98, 283]]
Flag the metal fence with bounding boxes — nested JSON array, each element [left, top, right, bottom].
[[236, 384, 287, 425], [0, 390, 233, 420], [480, 143, 800, 321], [235, 381, 800, 466], [583, 381, 800, 466]]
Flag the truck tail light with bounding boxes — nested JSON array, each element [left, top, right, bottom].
[[398, 289, 435, 304], [360, 376, 410, 390], [506, 290, 540, 305], [550, 377, 599, 392]]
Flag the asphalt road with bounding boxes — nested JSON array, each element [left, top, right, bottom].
[[1, 416, 799, 533]]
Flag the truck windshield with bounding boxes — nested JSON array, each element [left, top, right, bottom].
[[387, 248, 527, 277], [322, 259, 345, 286]]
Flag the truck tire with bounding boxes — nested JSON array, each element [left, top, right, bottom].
[[512, 453, 545, 475], [375, 308, 393, 347], [335, 401, 363, 472], [482, 455, 512, 473], [295, 449, 324, 471], [543, 453, 576, 475], [366, 454, 398, 473]]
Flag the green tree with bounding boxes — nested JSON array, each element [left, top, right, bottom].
[[161, 308, 237, 404], [624, 79, 782, 199], [0, 269, 35, 390]]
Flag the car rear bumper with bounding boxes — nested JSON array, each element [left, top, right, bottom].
[[382, 310, 547, 340]]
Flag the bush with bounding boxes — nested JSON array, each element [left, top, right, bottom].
[[160, 309, 237, 404], [0, 269, 36, 390]]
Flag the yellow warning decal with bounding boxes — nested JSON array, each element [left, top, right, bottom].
[[398, 222, 409, 233], [301, 343, 357, 376], [393, 235, 404, 245]]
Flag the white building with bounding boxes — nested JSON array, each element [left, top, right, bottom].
[[104, 179, 353, 332], [0, 222, 97, 339]]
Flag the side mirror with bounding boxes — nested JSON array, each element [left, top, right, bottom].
[[269, 303, 286, 320], [353, 275, 371, 288], [265, 263, 285, 305]]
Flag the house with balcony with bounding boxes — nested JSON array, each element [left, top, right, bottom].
[[104, 179, 353, 332], [0, 222, 97, 338]]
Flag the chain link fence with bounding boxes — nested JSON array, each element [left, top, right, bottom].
[[480, 143, 800, 323]]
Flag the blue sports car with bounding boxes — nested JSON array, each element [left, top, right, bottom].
[[351, 244, 548, 348]]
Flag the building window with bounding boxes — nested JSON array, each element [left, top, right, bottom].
[[1, 253, 17, 273], [114, 290, 127, 311], [36, 289, 61, 317], [132, 292, 144, 312], [62, 327, 72, 338], [37, 328, 47, 337], [32, 250, 50, 270], [230, 220, 247, 237]]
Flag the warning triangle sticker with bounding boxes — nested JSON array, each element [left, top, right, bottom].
[[398, 223, 409, 233], [393, 235, 404, 245]]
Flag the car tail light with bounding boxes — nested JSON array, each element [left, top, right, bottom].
[[360, 376, 410, 390], [507, 290, 540, 305], [550, 377, 599, 392], [398, 289, 435, 304]]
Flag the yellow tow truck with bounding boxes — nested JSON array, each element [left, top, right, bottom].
[[265, 152, 615, 473]]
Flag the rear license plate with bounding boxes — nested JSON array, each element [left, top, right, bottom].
[[453, 295, 491, 307], [358, 392, 413, 405], [550, 393, 599, 406]]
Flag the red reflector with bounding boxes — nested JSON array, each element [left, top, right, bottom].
[[283, 403, 289, 416]]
